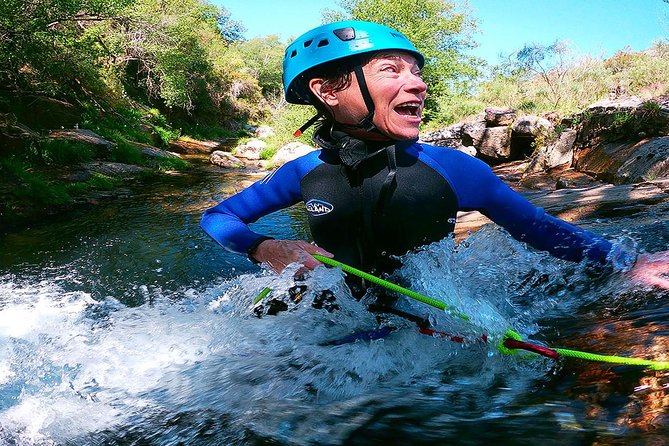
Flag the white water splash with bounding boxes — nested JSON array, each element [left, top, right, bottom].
[[0, 226, 600, 445]]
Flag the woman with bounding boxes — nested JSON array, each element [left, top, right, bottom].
[[201, 20, 669, 292]]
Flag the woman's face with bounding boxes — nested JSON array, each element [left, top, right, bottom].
[[314, 51, 427, 140]]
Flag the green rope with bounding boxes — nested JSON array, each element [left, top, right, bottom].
[[498, 331, 669, 370], [313, 254, 669, 370], [498, 329, 523, 355], [312, 254, 469, 321], [252, 287, 271, 305], [554, 348, 669, 371]]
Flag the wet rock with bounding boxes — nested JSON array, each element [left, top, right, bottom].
[[80, 161, 147, 178], [575, 136, 669, 184], [210, 150, 244, 168]]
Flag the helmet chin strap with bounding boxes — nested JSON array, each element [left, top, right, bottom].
[[294, 62, 394, 140], [350, 64, 379, 134]]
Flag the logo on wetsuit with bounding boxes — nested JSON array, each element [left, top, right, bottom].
[[305, 199, 334, 216]]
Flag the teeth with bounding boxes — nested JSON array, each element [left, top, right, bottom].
[[396, 103, 421, 117]]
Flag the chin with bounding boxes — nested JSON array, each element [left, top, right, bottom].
[[388, 129, 420, 141]]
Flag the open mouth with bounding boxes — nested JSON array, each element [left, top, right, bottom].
[[395, 102, 422, 118]]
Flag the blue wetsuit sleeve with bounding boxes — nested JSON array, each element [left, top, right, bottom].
[[200, 153, 320, 254], [421, 146, 613, 265]]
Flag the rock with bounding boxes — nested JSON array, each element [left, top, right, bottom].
[[80, 161, 147, 178], [271, 142, 316, 166], [48, 128, 116, 153], [511, 116, 553, 137], [234, 138, 267, 160], [419, 122, 463, 148], [47, 128, 117, 159], [484, 107, 516, 126], [168, 138, 223, 154], [574, 136, 669, 184], [461, 120, 487, 147], [476, 126, 512, 161], [254, 125, 275, 139], [525, 129, 577, 173], [509, 116, 554, 159], [542, 111, 562, 126], [0, 113, 41, 155], [455, 145, 477, 157], [0, 93, 80, 129], [587, 96, 644, 113], [210, 150, 245, 168], [127, 141, 181, 159]]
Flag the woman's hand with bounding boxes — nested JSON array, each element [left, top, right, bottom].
[[251, 239, 334, 274], [629, 251, 669, 289]]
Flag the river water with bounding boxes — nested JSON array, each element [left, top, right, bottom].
[[1, 158, 669, 445]]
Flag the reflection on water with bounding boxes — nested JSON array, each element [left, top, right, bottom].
[[0, 163, 668, 445]]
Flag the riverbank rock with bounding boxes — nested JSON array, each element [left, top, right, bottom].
[[254, 125, 275, 139], [575, 136, 669, 184], [421, 112, 554, 164], [234, 138, 266, 160], [484, 107, 516, 126], [79, 161, 147, 178], [210, 150, 245, 168], [0, 93, 80, 129], [525, 129, 578, 173], [0, 113, 41, 155], [132, 143, 182, 159], [271, 142, 316, 166], [48, 128, 116, 156], [168, 138, 225, 154]]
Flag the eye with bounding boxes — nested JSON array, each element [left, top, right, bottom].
[[380, 64, 399, 73]]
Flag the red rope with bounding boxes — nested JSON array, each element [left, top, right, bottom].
[[418, 327, 488, 343], [503, 338, 560, 359]]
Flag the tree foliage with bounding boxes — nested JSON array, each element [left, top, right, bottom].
[[322, 0, 483, 120], [233, 35, 286, 102], [502, 41, 574, 108], [0, 0, 260, 126]]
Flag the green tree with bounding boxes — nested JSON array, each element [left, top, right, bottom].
[[505, 40, 574, 108], [0, 0, 132, 95], [322, 0, 483, 121], [234, 35, 285, 102], [98, 0, 260, 121]]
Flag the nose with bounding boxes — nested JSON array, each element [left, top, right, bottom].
[[405, 72, 427, 95]]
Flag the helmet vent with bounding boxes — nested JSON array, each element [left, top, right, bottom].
[[303, 39, 313, 48], [290, 49, 297, 58], [333, 27, 356, 41], [317, 39, 329, 47]]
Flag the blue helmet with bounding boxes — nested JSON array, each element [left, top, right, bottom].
[[283, 20, 425, 105]]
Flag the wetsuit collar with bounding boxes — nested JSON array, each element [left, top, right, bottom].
[[312, 123, 415, 170]]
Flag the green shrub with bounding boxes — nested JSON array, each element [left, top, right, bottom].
[[260, 103, 318, 158], [151, 156, 191, 171], [29, 140, 96, 165], [110, 139, 143, 164]]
